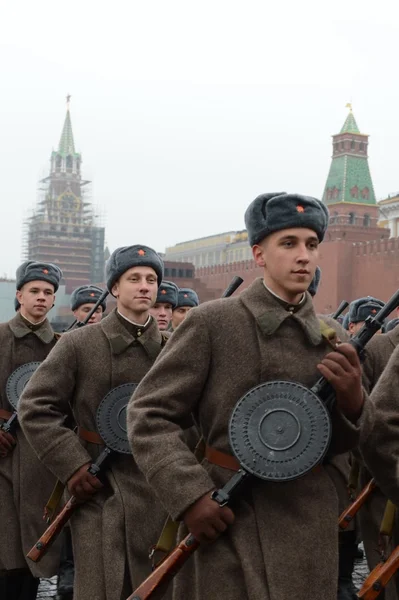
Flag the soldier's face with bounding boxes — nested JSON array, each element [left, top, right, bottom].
[[150, 303, 173, 330], [16, 280, 55, 322], [112, 267, 158, 315], [253, 228, 319, 302], [349, 321, 381, 336], [172, 306, 192, 329], [73, 303, 103, 324]]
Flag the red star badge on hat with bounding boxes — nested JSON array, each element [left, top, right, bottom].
[[371, 309, 377, 314], [43, 268, 49, 274], [90, 292, 95, 297], [296, 205, 305, 213], [138, 249, 145, 256], [184, 294, 188, 298], [161, 289, 167, 294]]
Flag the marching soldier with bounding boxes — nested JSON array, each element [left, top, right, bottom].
[[359, 333, 399, 596], [19, 246, 174, 600], [0, 260, 62, 600], [354, 306, 399, 600], [128, 193, 373, 600], [150, 280, 178, 331], [70, 284, 107, 325], [346, 297, 385, 336], [170, 287, 199, 330], [57, 284, 107, 600]]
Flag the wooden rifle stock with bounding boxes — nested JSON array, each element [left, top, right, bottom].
[[338, 478, 376, 530], [358, 544, 399, 599], [126, 534, 199, 600], [27, 446, 111, 563], [27, 496, 78, 562], [126, 470, 248, 600]]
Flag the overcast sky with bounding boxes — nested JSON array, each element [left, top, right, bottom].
[[1, 0, 398, 278]]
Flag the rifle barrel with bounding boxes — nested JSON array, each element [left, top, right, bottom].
[[331, 300, 349, 320], [221, 276, 243, 298]]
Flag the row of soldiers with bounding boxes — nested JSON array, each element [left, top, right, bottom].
[[1, 192, 399, 600], [0, 258, 199, 599]]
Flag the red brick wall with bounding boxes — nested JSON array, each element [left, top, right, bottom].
[[196, 236, 399, 313]]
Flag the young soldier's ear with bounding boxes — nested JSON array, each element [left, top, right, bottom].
[[112, 282, 119, 297], [16, 290, 23, 303], [252, 244, 266, 267]]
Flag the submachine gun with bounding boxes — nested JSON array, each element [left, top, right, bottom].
[[125, 289, 399, 600], [0, 362, 42, 436]]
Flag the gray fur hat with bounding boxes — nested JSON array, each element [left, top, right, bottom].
[[308, 266, 321, 297], [175, 288, 199, 309], [156, 280, 178, 308], [244, 192, 329, 246], [70, 285, 107, 311], [106, 245, 164, 295], [342, 312, 350, 330], [383, 318, 399, 333], [16, 261, 62, 292], [348, 296, 384, 324]]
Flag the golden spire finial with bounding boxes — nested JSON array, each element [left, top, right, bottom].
[[66, 94, 71, 111], [345, 102, 352, 112]]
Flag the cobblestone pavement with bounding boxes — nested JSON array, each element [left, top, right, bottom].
[[37, 547, 370, 598], [353, 544, 369, 590], [37, 576, 57, 599]]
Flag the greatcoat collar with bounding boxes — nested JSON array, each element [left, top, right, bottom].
[[239, 278, 324, 346], [100, 309, 163, 359], [8, 312, 55, 344]]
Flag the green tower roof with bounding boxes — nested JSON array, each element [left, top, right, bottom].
[[322, 108, 376, 206], [340, 110, 360, 134]]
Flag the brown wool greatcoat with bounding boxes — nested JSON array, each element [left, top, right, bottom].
[[358, 327, 399, 600], [128, 279, 374, 600], [0, 312, 61, 577], [19, 310, 171, 600]]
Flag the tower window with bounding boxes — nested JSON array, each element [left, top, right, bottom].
[[363, 214, 371, 227], [340, 141, 344, 150], [361, 187, 370, 200], [66, 155, 73, 170], [351, 140, 355, 149], [359, 143, 364, 152], [349, 212, 356, 225]]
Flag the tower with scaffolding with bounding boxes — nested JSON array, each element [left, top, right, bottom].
[[24, 97, 105, 291]]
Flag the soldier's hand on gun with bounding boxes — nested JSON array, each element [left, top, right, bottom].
[[317, 342, 363, 422], [0, 430, 16, 457], [67, 462, 104, 502], [183, 491, 235, 542]]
